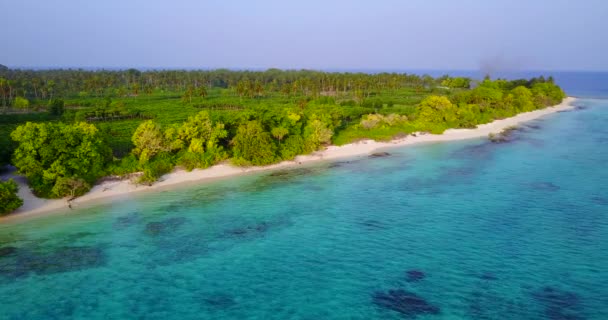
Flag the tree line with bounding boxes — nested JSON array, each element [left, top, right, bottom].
[[0, 67, 463, 108]]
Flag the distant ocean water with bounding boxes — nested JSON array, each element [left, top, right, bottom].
[[0, 74, 607, 319], [430, 70, 608, 99], [356, 69, 608, 99]]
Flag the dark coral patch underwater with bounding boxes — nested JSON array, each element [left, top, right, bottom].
[[202, 292, 237, 309], [451, 142, 496, 161], [113, 211, 142, 230], [0, 246, 107, 279], [144, 217, 187, 237], [358, 219, 386, 231], [268, 167, 316, 180], [224, 219, 286, 238], [529, 182, 561, 192], [372, 289, 440, 317], [532, 286, 586, 320], [524, 123, 543, 130], [405, 270, 426, 282], [479, 272, 498, 281], [0, 246, 18, 257], [590, 196, 608, 205], [369, 152, 391, 158]]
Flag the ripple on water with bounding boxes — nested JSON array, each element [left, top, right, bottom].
[[529, 181, 561, 192], [590, 196, 608, 205], [532, 286, 586, 320]]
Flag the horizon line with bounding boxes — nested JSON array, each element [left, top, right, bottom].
[[3, 66, 608, 74]]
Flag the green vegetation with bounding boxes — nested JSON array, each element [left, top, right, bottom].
[[0, 67, 566, 211], [232, 120, 277, 166], [48, 98, 65, 116], [441, 77, 471, 89], [0, 179, 23, 215], [10, 122, 111, 198], [13, 96, 30, 110]]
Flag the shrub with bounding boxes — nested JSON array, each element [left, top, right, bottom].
[[106, 154, 140, 176], [177, 148, 226, 171], [231, 120, 276, 166], [13, 97, 29, 109], [138, 153, 174, 185], [360, 113, 408, 129], [280, 135, 305, 160], [0, 179, 23, 215], [48, 98, 65, 115], [340, 100, 357, 107], [303, 119, 333, 152], [52, 177, 90, 198]]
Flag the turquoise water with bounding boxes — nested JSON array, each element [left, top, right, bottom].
[[1, 99, 607, 319]]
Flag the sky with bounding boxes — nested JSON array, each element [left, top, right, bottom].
[[1, 0, 607, 71]]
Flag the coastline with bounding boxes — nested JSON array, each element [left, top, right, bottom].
[[1, 97, 576, 222]]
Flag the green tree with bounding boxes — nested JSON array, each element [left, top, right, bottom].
[[280, 135, 305, 160], [531, 82, 565, 107], [0, 77, 9, 107], [0, 179, 23, 215], [510, 86, 535, 112], [271, 127, 289, 145], [417, 95, 456, 125], [469, 83, 504, 108], [138, 153, 174, 185], [52, 177, 90, 199], [11, 122, 111, 198], [303, 119, 333, 152], [13, 96, 29, 110], [48, 98, 65, 115], [182, 85, 194, 103], [173, 111, 228, 170], [198, 86, 208, 98], [177, 111, 227, 153], [440, 77, 471, 89], [132, 120, 167, 164], [45, 80, 56, 100], [231, 120, 276, 166]]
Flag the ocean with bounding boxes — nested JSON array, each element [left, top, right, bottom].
[[0, 72, 606, 319]]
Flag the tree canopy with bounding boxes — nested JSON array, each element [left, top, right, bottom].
[[0, 179, 23, 215], [231, 120, 277, 166], [11, 122, 111, 197], [132, 120, 169, 164]]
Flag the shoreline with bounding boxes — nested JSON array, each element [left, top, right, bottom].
[[1, 97, 576, 223]]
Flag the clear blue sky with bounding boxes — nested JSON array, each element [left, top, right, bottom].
[[1, 0, 607, 71]]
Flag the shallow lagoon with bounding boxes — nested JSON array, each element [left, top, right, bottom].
[[0, 98, 607, 319]]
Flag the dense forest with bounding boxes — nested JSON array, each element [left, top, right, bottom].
[[0, 66, 565, 214]]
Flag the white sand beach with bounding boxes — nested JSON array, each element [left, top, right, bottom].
[[1, 97, 576, 222]]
